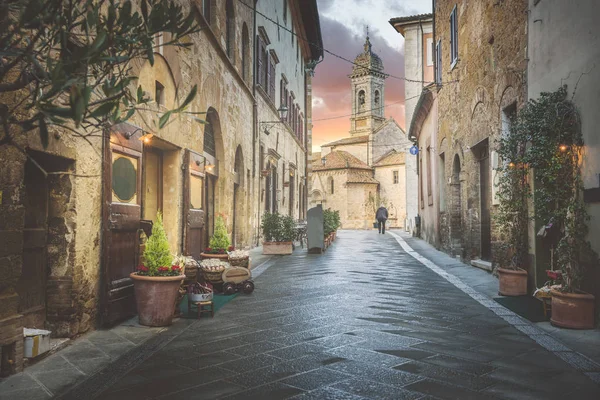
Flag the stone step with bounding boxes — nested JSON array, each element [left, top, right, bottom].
[[470, 259, 493, 272]]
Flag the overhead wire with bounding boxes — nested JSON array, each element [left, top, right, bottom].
[[237, 0, 458, 85]]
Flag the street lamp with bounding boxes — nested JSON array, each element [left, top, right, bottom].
[[259, 105, 289, 135]]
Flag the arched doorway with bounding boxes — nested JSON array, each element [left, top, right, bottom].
[[451, 154, 462, 256], [203, 107, 224, 247], [233, 146, 245, 247]]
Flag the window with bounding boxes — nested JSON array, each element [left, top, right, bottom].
[[426, 37, 433, 66], [190, 175, 204, 210], [226, 0, 234, 59], [203, 113, 216, 157], [112, 154, 138, 204], [329, 177, 334, 194], [358, 90, 365, 109], [374, 90, 380, 106], [283, 0, 287, 23], [155, 32, 164, 55], [435, 39, 442, 84], [201, 0, 211, 25], [241, 24, 249, 81], [450, 5, 458, 67], [393, 170, 399, 184], [257, 36, 265, 88], [268, 54, 276, 100], [155, 81, 165, 106]]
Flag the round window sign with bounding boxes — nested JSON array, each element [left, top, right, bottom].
[[112, 156, 137, 202], [410, 145, 419, 155]]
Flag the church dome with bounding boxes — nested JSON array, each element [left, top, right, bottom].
[[350, 35, 384, 78]]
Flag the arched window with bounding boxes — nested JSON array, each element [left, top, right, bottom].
[[241, 23, 249, 81], [358, 90, 365, 108], [374, 90, 380, 105], [226, 0, 234, 59], [329, 176, 334, 194]]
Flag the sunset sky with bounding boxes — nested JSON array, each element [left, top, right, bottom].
[[312, 0, 432, 152]]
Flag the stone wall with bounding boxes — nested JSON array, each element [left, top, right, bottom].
[[435, 0, 528, 263], [375, 164, 406, 228]]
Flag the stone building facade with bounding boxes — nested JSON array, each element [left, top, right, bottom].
[[390, 15, 440, 246], [0, 0, 322, 376], [310, 36, 412, 229], [433, 0, 528, 269]]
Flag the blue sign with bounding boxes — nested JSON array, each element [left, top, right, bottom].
[[409, 145, 419, 155]]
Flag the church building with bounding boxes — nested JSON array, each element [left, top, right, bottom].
[[310, 35, 414, 229]]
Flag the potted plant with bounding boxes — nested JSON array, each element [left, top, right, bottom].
[[261, 212, 295, 255], [494, 103, 531, 296], [187, 281, 214, 302], [131, 213, 185, 327], [201, 215, 231, 260], [504, 87, 598, 327]]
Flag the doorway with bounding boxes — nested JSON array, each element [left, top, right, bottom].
[[17, 151, 75, 330], [450, 154, 463, 255], [477, 142, 492, 260]]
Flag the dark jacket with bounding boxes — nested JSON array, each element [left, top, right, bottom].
[[376, 207, 388, 221]]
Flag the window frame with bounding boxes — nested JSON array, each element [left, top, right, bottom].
[[450, 5, 458, 69], [435, 39, 442, 84], [393, 170, 399, 185]]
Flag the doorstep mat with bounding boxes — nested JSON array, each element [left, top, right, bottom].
[[494, 295, 548, 323], [178, 293, 238, 318]]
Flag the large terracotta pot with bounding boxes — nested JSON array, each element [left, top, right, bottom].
[[200, 252, 229, 260], [263, 241, 293, 255], [498, 267, 528, 296], [551, 288, 595, 329], [130, 273, 185, 327]]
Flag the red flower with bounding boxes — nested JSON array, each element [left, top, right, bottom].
[[206, 247, 212, 252], [171, 265, 181, 272], [228, 246, 234, 251], [137, 265, 149, 272], [158, 266, 170, 272]]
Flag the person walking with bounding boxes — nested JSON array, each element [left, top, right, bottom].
[[376, 204, 388, 234]]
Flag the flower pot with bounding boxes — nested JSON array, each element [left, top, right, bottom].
[[189, 292, 214, 303], [262, 241, 293, 255], [498, 267, 528, 296], [550, 288, 595, 329], [130, 273, 185, 327], [200, 252, 229, 260]]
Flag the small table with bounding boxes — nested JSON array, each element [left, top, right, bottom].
[[194, 300, 214, 318]]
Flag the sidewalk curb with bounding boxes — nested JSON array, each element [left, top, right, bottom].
[[388, 231, 600, 384]]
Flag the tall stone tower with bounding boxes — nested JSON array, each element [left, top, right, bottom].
[[349, 34, 387, 137]]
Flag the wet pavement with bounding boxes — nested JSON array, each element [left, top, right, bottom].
[[19, 230, 600, 399]]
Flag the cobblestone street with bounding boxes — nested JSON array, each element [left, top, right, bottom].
[[62, 230, 596, 400]]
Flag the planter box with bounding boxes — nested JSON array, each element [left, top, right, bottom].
[[263, 241, 293, 255], [200, 252, 229, 260], [498, 267, 528, 296], [551, 288, 595, 329]]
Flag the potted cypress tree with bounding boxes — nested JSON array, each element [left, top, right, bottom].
[[131, 213, 185, 327], [201, 215, 231, 260], [262, 212, 295, 255]]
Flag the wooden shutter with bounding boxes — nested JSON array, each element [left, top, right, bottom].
[[269, 59, 276, 100], [257, 36, 263, 88]]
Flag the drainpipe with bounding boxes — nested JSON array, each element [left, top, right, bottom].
[[253, 0, 260, 247]]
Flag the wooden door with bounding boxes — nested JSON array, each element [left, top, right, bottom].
[[183, 150, 205, 259], [17, 160, 48, 328], [102, 123, 143, 325]]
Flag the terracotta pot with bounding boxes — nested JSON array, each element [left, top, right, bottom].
[[200, 252, 229, 260], [498, 267, 528, 296], [262, 241, 293, 255], [551, 288, 595, 329], [130, 273, 185, 327]]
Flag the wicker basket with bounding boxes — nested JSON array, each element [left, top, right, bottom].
[[201, 269, 225, 283], [229, 257, 249, 268]]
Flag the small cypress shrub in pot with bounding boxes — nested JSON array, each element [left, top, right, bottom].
[[131, 213, 185, 327], [201, 215, 231, 260]]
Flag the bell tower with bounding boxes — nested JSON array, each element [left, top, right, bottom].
[[349, 33, 386, 137]]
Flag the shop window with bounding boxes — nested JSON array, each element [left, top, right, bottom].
[[190, 175, 204, 209]]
